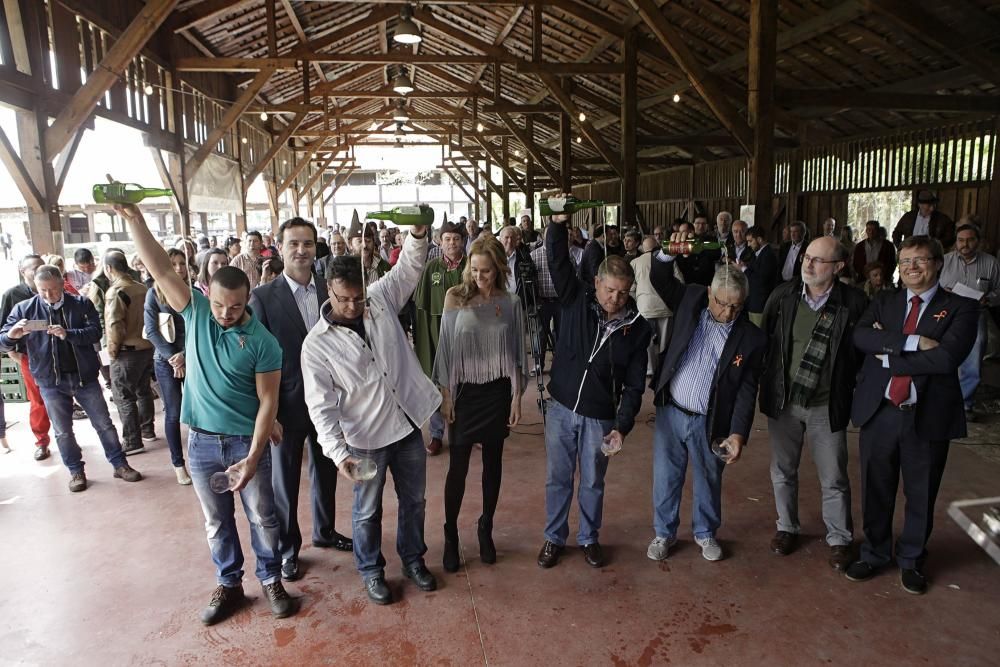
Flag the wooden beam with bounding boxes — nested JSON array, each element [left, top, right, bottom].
[[638, 134, 798, 148], [293, 5, 399, 55], [296, 153, 340, 200], [499, 113, 560, 183], [244, 112, 306, 186], [246, 103, 324, 115], [628, 0, 753, 156], [516, 61, 623, 75], [446, 160, 489, 204], [0, 125, 43, 209], [453, 157, 502, 199], [749, 0, 777, 234], [482, 103, 562, 114], [265, 0, 277, 57], [440, 164, 476, 203], [776, 89, 1000, 113], [621, 28, 638, 227], [172, 0, 252, 32], [538, 72, 624, 178], [45, 0, 179, 158], [185, 66, 276, 181], [472, 137, 527, 193], [322, 161, 353, 205], [176, 57, 298, 72], [318, 89, 480, 99], [277, 143, 324, 193], [867, 0, 1000, 86]]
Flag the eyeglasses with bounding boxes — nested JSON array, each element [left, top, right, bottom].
[[801, 254, 840, 266], [331, 290, 366, 305], [898, 257, 934, 267], [713, 294, 744, 312]]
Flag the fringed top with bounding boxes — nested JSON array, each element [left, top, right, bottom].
[[432, 292, 527, 396]]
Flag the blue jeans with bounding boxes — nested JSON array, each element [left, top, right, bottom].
[[429, 411, 445, 440], [187, 432, 281, 587], [652, 404, 725, 540], [958, 314, 987, 411], [543, 399, 613, 546], [350, 428, 427, 581], [153, 357, 184, 467], [38, 375, 126, 474]]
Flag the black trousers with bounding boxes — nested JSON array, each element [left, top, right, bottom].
[[537, 298, 561, 368], [444, 440, 504, 530], [271, 426, 340, 560], [859, 403, 950, 570]]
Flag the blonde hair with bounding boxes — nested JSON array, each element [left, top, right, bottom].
[[44, 254, 65, 272], [454, 237, 509, 305]]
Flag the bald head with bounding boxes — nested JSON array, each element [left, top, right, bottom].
[[801, 236, 846, 290]]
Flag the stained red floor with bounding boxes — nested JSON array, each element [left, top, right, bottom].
[[0, 383, 998, 666]]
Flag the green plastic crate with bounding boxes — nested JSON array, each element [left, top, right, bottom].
[[1, 356, 27, 403]]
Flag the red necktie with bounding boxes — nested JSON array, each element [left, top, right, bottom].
[[888, 295, 922, 406]]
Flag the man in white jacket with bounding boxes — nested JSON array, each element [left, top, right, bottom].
[[302, 224, 439, 606]]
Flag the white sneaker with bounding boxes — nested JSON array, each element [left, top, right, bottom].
[[647, 536, 677, 561], [175, 466, 193, 486], [695, 536, 723, 561]]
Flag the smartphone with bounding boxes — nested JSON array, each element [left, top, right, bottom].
[[23, 320, 49, 331]]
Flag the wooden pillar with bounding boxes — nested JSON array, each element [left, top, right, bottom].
[[198, 212, 208, 236], [621, 28, 638, 229], [501, 136, 511, 223], [560, 106, 572, 192], [474, 158, 484, 224], [748, 0, 777, 235], [985, 116, 1000, 249], [525, 117, 535, 213], [16, 109, 61, 256]]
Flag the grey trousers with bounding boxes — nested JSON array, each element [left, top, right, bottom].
[[768, 403, 852, 546], [110, 348, 154, 449]]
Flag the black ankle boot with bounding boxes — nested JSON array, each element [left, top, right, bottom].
[[478, 516, 496, 565], [443, 524, 460, 572]]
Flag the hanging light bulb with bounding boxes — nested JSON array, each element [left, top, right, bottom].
[[392, 100, 409, 122], [575, 136, 582, 143], [578, 111, 586, 122], [260, 111, 268, 121], [391, 67, 414, 95], [241, 136, 248, 144], [476, 122, 485, 133], [514, 149, 522, 157], [143, 83, 154, 96], [393, 5, 422, 44], [672, 93, 681, 103]]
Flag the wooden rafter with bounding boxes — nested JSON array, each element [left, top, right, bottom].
[[498, 113, 560, 183], [0, 125, 43, 209], [472, 136, 527, 193], [45, 0, 179, 158], [172, 0, 253, 32], [244, 112, 307, 186], [538, 72, 624, 178]]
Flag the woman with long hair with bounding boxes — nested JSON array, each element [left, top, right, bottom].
[[196, 248, 228, 296], [143, 248, 191, 485], [433, 236, 526, 572]]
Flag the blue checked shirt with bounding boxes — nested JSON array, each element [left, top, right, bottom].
[[669, 309, 736, 414]]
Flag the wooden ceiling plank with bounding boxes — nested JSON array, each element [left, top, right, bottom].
[[172, 0, 253, 33]]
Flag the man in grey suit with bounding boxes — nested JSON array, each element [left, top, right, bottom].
[[249, 217, 352, 582]]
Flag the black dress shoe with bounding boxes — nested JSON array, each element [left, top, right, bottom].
[[200, 584, 246, 625], [281, 558, 302, 581], [365, 576, 392, 605], [770, 531, 797, 555], [33, 446, 50, 461], [262, 581, 296, 619], [478, 516, 496, 565], [900, 567, 928, 595], [313, 532, 353, 551], [828, 545, 853, 571], [402, 563, 437, 592], [537, 540, 564, 569], [581, 542, 606, 568], [844, 560, 878, 582]]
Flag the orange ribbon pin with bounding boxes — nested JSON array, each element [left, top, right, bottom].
[[733, 354, 743, 367], [933, 309, 947, 321]]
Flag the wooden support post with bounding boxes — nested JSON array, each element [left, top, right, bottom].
[[499, 113, 560, 183], [985, 116, 1000, 249], [748, 0, 777, 235], [525, 117, 535, 213], [45, 0, 180, 158], [265, 179, 280, 233], [501, 136, 511, 223], [621, 28, 639, 228], [559, 103, 572, 193], [532, 2, 543, 62], [539, 72, 624, 178], [245, 112, 306, 185]]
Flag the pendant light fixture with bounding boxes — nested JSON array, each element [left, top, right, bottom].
[[393, 5, 422, 45], [392, 99, 410, 122], [392, 66, 414, 95]]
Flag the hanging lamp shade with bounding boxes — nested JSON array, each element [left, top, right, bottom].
[[392, 100, 409, 122], [393, 6, 422, 44], [392, 71, 414, 95]]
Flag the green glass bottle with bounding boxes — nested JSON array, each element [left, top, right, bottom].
[[539, 196, 605, 216], [365, 204, 434, 226], [662, 239, 723, 255], [93, 183, 173, 204]]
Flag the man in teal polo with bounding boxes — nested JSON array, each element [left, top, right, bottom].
[[116, 202, 295, 626]]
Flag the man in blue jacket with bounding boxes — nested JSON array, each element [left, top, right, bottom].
[[0, 265, 141, 492], [537, 202, 652, 570]]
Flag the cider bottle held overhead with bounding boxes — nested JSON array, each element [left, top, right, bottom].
[[365, 204, 434, 226], [539, 196, 605, 217], [662, 239, 724, 256], [93, 183, 173, 204]]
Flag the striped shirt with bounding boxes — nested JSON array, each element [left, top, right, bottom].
[[530, 244, 557, 298], [669, 308, 736, 414]]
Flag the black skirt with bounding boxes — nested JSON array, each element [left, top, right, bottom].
[[450, 377, 513, 448]]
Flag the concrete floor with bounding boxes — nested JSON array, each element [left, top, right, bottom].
[[0, 382, 998, 666]]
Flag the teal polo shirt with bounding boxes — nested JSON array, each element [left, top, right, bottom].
[[180, 290, 283, 436]]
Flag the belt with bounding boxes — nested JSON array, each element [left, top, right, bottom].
[[669, 397, 704, 417], [881, 399, 915, 412], [120, 345, 137, 351], [191, 426, 228, 437]]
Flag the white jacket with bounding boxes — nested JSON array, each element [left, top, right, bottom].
[[301, 232, 440, 466]]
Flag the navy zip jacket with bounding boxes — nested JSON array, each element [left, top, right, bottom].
[[0, 294, 103, 387], [545, 221, 652, 436]]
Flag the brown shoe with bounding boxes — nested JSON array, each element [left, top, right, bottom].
[[770, 530, 797, 555], [69, 471, 87, 493], [828, 544, 853, 571], [114, 464, 143, 482], [425, 437, 443, 456]]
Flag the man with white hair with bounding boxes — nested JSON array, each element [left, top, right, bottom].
[[716, 211, 733, 245], [645, 233, 766, 563]]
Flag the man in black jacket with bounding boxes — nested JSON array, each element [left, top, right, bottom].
[[248, 217, 351, 582], [675, 214, 722, 286], [744, 226, 778, 325], [758, 236, 868, 571], [537, 206, 651, 570], [778, 221, 807, 284], [845, 237, 978, 594], [645, 233, 766, 563]]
